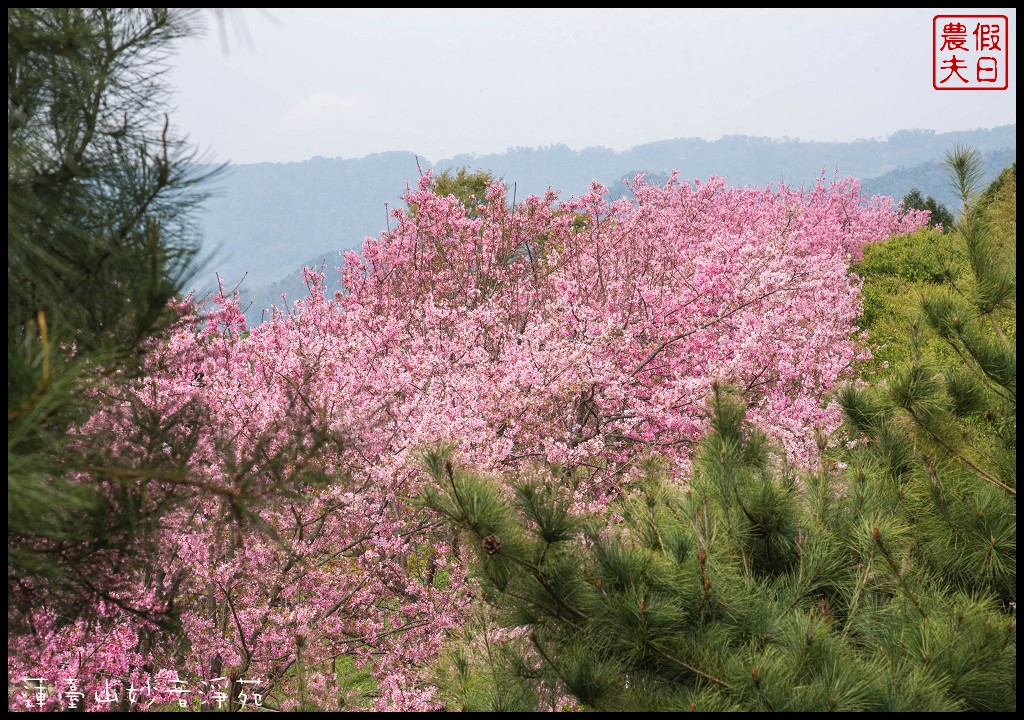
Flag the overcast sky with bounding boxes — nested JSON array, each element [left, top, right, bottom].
[[166, 8, 1017, 165]]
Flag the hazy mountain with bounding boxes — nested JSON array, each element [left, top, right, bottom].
[[187, 126, 1015, 325], [242, 252, 345, 325], [858, 147, 1017, 212], [438, 126, 1016, 198], [193, 151, 423, 301], [610, 147, 1016, 213]]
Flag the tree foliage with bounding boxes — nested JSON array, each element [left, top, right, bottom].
[[9, 163, 925, 710], [425, 393, 1014, 711], [8, 8, 218, 614], [842, 148, 1015, 597], [900, 187, 954, 231], [429, 166, 499, 217], [8, 8, 211, 353], [856, 157, 1015, 373], [9, 10, 1008, 714], [425, 152, 1015, 711], [855, 225, 959, 371]]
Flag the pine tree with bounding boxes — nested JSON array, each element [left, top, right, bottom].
[[8, 8, 216, 620], [425, 389, 1014, 711], [424, 150, 1016, 711], [842, 147, 1014, 602], [901, 187, 955, 231]]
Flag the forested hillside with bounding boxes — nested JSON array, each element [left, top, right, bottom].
[[424, 153, 1016, 713], [8, 8, 1014, 712], [190, 127, 1015, 324]]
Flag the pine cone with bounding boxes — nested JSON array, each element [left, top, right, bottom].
[[482, 534, 502, 555]]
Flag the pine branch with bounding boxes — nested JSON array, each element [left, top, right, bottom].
[[872, 527, 926, 619]]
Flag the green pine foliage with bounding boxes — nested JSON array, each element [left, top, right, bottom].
[[425, 390, 1014, 711], [424, 150, 1015, 711], [8, 9, 215, 615], [841, 148, 1015, 602]]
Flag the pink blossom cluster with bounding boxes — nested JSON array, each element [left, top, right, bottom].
[[8, 173, 927, 710]]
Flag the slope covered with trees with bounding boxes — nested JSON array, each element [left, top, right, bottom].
[[10, 161, 928, 709], [194, 128, 1015, 325], [10, 8, 1011, 712], [423, 152, 1016, 712]]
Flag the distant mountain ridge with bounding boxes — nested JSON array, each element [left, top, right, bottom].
[[187, 126, 1015, 325], [859, 147, 1016, 212], [438, 126, 1016, 197]]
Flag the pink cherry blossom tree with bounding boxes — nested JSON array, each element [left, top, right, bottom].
[[8, 173, 927, 711]]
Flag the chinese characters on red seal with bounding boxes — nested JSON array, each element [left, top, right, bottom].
[[934, 15, 1009, 90]]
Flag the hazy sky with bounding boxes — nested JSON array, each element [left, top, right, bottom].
[[167, 8, 1017, 165]]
